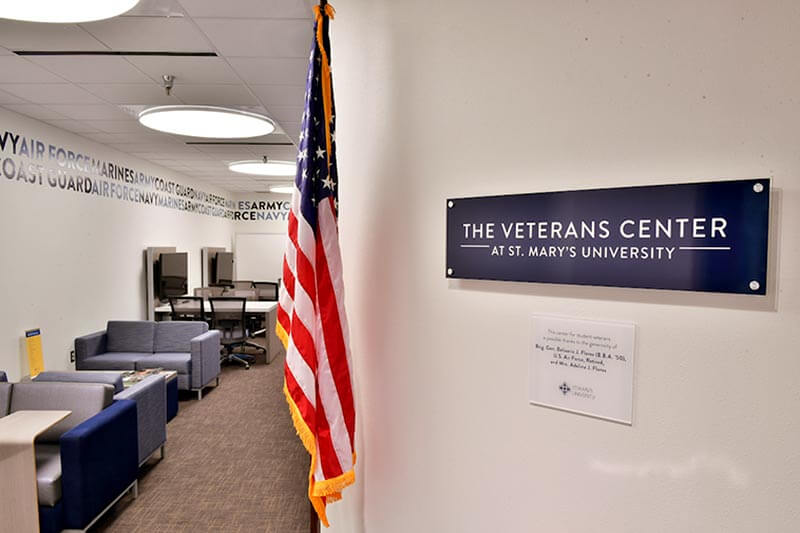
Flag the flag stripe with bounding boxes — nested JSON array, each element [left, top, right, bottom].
[[315, 207, 356, 444]]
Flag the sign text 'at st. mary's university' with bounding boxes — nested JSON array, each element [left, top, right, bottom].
[[445, 179, 770, 295]]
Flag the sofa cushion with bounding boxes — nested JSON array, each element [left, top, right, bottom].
[[35, 444, 62, 506], [0, 382, 11, 417], [10, 382, 114, 442], [136, 353, 191, 375], [154, 321, 208, 353], [79, 353, 149, 371], [106, 321, 155, 353], [34, 371, 124, 394]]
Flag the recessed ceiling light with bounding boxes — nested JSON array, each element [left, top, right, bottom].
[[269, 184, 295, 194], [0, 0, 140, 23], [138, 105, 275, 139], [229, 159, 296, 176]]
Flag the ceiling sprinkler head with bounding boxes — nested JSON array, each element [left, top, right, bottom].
[[162, 75, 175, 96]]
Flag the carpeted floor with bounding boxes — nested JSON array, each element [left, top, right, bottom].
[[93, 345, 309, 532]]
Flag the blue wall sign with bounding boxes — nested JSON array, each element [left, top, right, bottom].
[[446, 179, 770, 295]]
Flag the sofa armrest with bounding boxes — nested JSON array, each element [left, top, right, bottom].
[[115, 375, 166, 464], [74, 331, 108, 368], [59, 399, 138, 530], [190, 330, 221, 389]]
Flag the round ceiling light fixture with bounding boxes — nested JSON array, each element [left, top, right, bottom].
[[138, 105, 275, 139], [229, 158, 296, 176], [0, 0, 141, 23], [269, 184, 295, 194]]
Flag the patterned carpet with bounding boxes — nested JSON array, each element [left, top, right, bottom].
[[93, 345, 310, 532]]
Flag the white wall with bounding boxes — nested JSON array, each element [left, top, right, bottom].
[[231, 192, 290, 281], [0, 108, 234, 380], [329, 1, 799, 532]]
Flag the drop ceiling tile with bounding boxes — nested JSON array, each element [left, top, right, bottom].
[[251, 84, 305, 107], [108, 142, 190, 153], [194, 19, 311, 58], [0, 56, 66, 83], [83, 119, 149, 133], [0, 83, 103, 104], [266, 105, 303, 123], [227, 57, 308, 85], [0, 88, 27, 104], [253, 146, 297, 160], [173, 84, 259, 106], [154, 152, 212, 160], [126, 56, 241, 84], [45, 104, 133, 121], [279, 121, 301, 141], [26, 56, 152, 84], [82, 132, 181, 144], [43, 119, 101, 133], [191, 145, 256, 156], [125, 0, 186, 17], [180, 0, 313, 18], [2, 104, 68, 120], [81, 18, 212, 52], [80, 83, 179, 105], [0, 21, 107, 51]]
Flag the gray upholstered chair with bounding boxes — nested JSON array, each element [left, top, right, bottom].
[[33, 371, 167, 466]]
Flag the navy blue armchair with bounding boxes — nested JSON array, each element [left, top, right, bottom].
[[4, 382, 139, 533]]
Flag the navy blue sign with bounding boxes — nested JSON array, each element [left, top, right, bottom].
[[446, 179, 770, 295]]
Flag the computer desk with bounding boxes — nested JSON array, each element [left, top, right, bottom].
[[153, 301, 281, 364]]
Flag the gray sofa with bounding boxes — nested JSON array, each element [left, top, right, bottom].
[[34, 371, 167, 466], [75, 320, 221, 399]]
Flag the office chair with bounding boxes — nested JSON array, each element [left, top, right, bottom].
[[253, 281, 279, 301], [208, 297, 266, 369], [168, 296, 206, 322], [225, 288, 258, 300], [194, 287, 224, 298], [232, 280, 255, 289]]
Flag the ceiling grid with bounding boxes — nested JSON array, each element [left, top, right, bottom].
[[0, 0, 313, 192]]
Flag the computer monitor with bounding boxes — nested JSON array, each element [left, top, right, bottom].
[[157, 252, 188, 300], [214, 252, 234, 285]]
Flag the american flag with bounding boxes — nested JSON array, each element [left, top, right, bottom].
[[276, 3, 355, 527]]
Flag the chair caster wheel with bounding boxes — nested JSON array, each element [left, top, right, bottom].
[[245, 365, 251, 370]]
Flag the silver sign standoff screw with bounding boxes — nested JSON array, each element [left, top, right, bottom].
[[753, 183, 764, 193], [749, 280, 760, 291]]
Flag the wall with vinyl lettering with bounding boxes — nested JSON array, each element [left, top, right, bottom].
[[328, 1, 800, 532], [0, 107, 234, 380]]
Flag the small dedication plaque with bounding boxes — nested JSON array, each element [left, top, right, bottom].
[[530, 315, 635, 424]]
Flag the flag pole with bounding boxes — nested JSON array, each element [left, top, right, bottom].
[[311, 13, 327, 533], [309, 5, 326, 530]]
